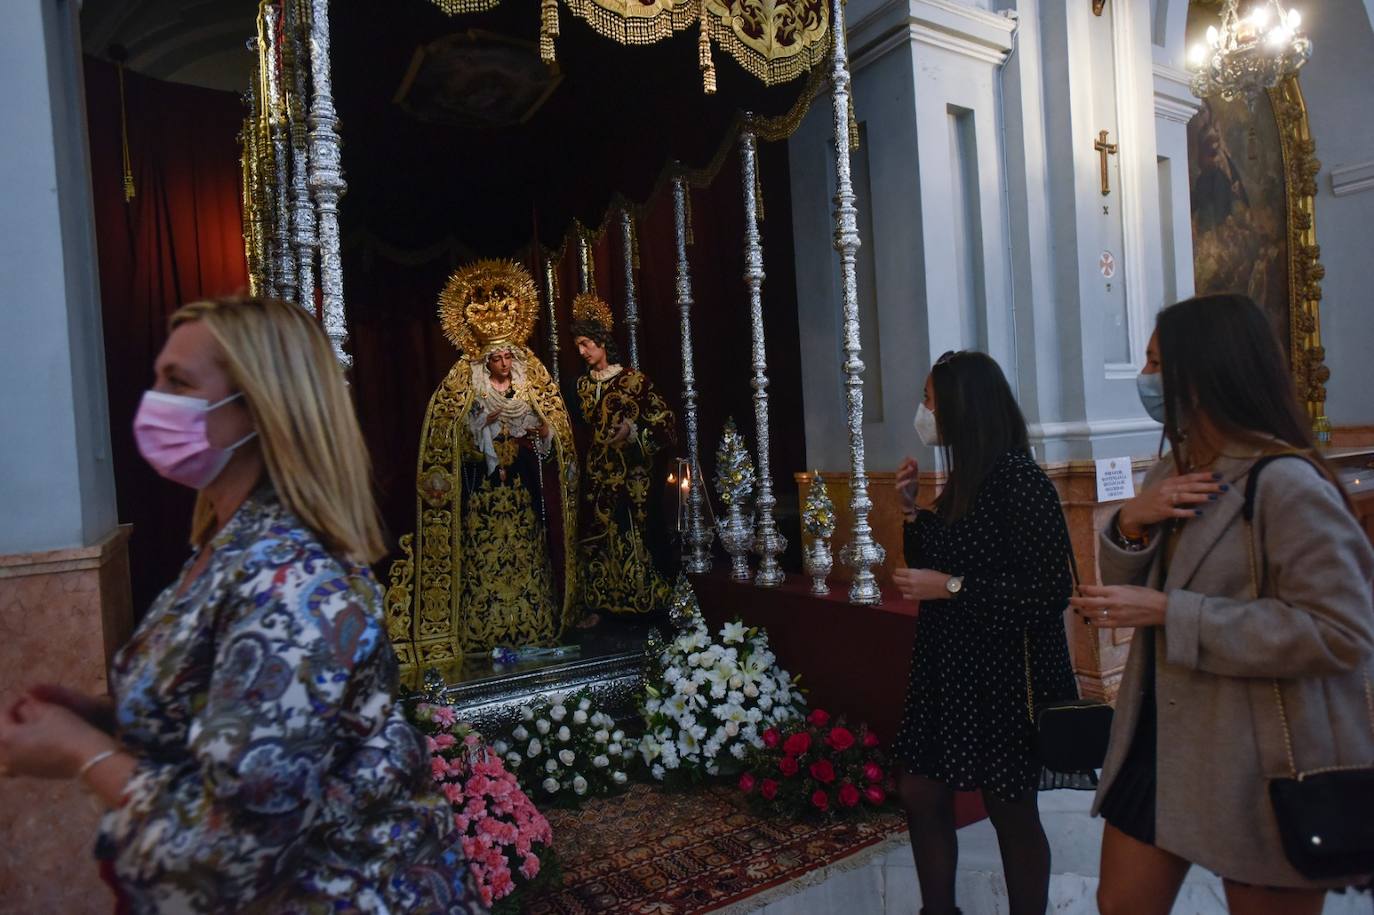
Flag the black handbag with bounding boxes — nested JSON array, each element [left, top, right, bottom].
[[1024, 550, 1113, 774], [1245, 454, 1374, 880]]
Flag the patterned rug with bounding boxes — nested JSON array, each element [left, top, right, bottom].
[[521, 783, 908, 914]]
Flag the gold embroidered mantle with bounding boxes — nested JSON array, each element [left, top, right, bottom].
[[386, 344, 579, 675]]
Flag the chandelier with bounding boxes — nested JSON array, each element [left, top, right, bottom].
[[1187, 0, 1311, 102]]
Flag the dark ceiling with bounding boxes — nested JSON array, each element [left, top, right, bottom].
[[329, 1, 814, 254], [82, 1, 819, 257]]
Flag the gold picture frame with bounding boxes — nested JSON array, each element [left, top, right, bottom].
[[1269, 76, 1331, 434]]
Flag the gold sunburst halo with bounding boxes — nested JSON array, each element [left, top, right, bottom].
[[438, 260, 541, 355], [571, 291, 615, 333]]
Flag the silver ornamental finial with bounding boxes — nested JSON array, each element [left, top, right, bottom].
[[802, 471, 836, 595], [668, 572, 702, 629], [714, 418, 756, 580]]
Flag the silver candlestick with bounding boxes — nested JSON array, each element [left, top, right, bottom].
[[263, 2, 296, 304], [285, 0, 317, 315], [828, 0, 884, 603], [673, 174, 714, 574], [739, 125, 786, 588], [307, 0, 350, 367], [619, 207, 641, 370]]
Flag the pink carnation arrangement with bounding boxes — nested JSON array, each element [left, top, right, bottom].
[[412, 701, 559, 911], [739, 708, 894, 820]]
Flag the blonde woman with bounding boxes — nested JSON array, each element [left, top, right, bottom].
[[0, 299, 483, 913]]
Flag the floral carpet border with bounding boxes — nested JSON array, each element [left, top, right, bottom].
[[521, 783, 907, 913]]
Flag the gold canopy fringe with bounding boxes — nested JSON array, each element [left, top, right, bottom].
[[540, 0, 560, 64], [424, 0, 828, 91], [698, 3, 716, 95]]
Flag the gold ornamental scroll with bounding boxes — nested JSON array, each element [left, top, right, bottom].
[[423, 0, 829, 88]]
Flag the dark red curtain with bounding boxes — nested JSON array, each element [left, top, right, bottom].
[[84, 57, 249, 616]]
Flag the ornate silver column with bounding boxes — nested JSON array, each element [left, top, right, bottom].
[[542, 254, 560, 386], [828, 0, 884, 604], [618, 207, 641, 369], [577, 227, 591, 294], [286, 0, 317, 315], [306, 0, 350, 367], [673, 174, 713, 573], [263, 1, 296, 304], [739, 126, 785, 587]]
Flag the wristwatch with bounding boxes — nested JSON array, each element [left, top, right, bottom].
[[945, 575, 964, 595]]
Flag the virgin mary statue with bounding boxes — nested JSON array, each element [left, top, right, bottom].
[[387, 261, 579, 675]]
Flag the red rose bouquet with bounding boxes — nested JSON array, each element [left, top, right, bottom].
[[738, 708, 892, 819], [410, 700, 559, 912]]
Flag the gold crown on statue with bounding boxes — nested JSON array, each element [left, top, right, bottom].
[[439, 260, 540, 355], [571, 292, 615, 333]]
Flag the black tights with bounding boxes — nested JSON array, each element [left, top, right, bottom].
[[898, 773, 1051, 915]]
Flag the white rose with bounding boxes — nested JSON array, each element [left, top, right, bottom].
[[493, 740, 510, 755], [612, 729, 625, 742], [608, 743, 622, 756], [573, 775, 588, 795], [594, 729, 610, 744], [557, 726, 571, 742], [559, 749, 576, 766], [579, 698, 591, 712], [682, 681, 698, 696], [536, 719, 550, 735], [542, 777, 559, 793], [550, 704, 567, 722], [527, 738, 542, 757], [505, 751, 522, 767], [612, 770, 628, 785], [729, 675, 744, 690], [743, 684, 759, 698], [724, 721, 740, 737], [573, 710, 588, 725], [512, 726, 529, 741], [593, 755, 609, 768], [520, 707, 535, 721], [651, 763, 666, 780]]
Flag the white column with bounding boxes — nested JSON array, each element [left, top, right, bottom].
[[0, 0, 118, 553]]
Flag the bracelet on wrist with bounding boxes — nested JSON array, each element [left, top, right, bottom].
[[1112, 520, 1150, 552], [75, 748, 119, 785]]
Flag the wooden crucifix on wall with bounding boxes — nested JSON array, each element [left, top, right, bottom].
[[1094, 129, 1118, 196]]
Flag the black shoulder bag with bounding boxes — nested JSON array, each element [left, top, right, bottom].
[[1024, 548, 1114, 776], [1244, 454, 1374, 880]]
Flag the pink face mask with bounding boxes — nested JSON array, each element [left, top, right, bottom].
[[133, 390, 257, 490]]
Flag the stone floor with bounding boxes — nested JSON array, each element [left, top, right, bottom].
[[747, 789, 1374, 914]]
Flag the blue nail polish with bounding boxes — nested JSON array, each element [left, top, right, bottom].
[[1194, 509, 1204, 516], [1213, 472, 1224, 480], [1208, 494, 1218, 501], [1220, 484, 1230, 492]]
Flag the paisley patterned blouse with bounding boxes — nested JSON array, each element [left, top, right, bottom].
[[97, 487, 484, 914]]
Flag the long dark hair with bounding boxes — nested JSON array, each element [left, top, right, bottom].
[[569, 320, 621, 366], [931, 350, 1030, 523], [1156, 293, 1349, 504]]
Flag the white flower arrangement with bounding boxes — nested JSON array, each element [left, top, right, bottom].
[[639, 616, 805, 780], [496, 690, 636, 806]]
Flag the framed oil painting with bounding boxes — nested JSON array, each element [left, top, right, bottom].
[[1185, 1, 1329, 429]]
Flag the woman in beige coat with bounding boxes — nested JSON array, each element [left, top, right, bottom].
[[1071, 294, 1374, 915]]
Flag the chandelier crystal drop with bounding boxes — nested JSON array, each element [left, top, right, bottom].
[[1187, 0, 1311, 102]]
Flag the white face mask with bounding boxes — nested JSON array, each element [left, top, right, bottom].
[[913, 403, 941, 447]]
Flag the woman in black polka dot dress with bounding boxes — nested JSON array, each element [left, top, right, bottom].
[[891, 350, 1079, 915]]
